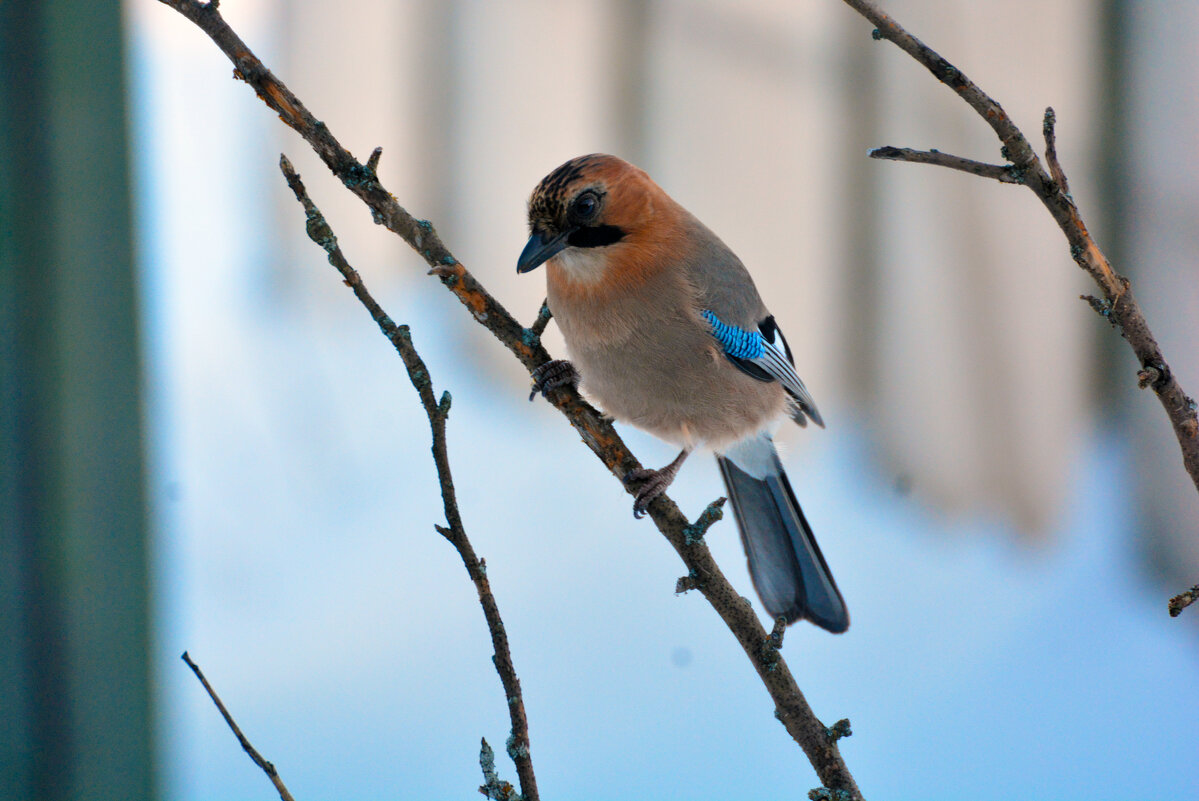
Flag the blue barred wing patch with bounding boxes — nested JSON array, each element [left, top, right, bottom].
[[701, 310, 763, 360]]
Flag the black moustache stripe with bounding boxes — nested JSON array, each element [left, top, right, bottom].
[[567, 225, 625, 248]]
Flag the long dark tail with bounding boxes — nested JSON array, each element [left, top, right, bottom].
[[717, 442, 849, 633]]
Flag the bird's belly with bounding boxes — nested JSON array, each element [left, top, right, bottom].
[[569, 331, 787, 452]]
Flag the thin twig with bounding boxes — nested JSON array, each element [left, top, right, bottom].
[[159, 1, 861, 794], [845, 0, 1199, 612], [479, 738, 521, 801], [181, 652, 296, 801], [1042, 108, 1070, 196], [529, 299, 552, 338], [1168, 584, 1199, 617], [279, 156, 538, 801], [868, 146, 1020, 183]]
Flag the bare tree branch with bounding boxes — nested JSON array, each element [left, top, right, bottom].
[[1042, 107, 1071, 196], [868, 146, 1019, 184], [479, 738, 521, 801], [1168, 584, 1199, 618], [529, 299, 552, 339], [181, 652, 296, 801], [843, 0, 1199, 611], [278, 155, 538, 800], [158, 0, 861, 795]]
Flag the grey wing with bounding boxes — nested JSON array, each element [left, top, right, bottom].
[[723, 315, 823, 428], [680, 217, 824, 428], [679, 214, 769, 328]]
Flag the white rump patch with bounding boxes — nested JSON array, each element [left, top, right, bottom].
[[719, 433, 777, 480]]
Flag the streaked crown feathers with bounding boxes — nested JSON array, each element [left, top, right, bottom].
[[526, 153, 661, 237]]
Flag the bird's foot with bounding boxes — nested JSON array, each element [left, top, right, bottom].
[[628, 469, 672, 519], [529, 359, 579, 402], [626, 449, 690, 519]]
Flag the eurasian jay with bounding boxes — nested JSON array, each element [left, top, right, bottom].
[[518, 153, 848, 633]]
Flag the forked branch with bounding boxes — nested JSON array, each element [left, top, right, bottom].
[[844, 0, 1199, 614]]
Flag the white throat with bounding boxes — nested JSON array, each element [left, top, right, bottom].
[[551, 246, 610, 285]]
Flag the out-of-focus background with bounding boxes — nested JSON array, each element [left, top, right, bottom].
[[3, 1, 1198, 799]]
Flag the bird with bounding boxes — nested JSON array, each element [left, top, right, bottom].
[[517, 154, 848, 633]]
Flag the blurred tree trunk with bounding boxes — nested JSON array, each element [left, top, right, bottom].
[[0, 2, 154, 799]]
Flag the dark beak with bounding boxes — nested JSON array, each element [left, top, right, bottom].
[[517, 228, 573, 273]]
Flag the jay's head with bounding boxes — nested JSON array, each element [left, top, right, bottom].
[[518, 154, 665, 278]]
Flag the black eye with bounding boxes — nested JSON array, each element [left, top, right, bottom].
[[572, 191, 599, 220]]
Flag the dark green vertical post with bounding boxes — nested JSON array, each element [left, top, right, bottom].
[[0, 2, 155, 800]]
